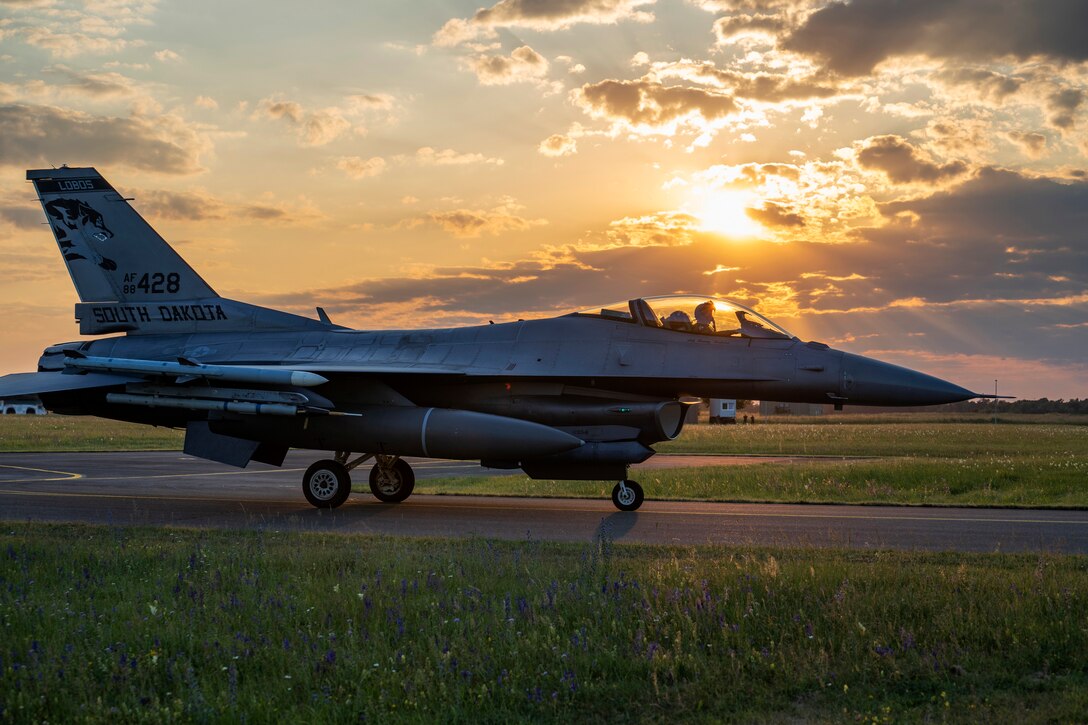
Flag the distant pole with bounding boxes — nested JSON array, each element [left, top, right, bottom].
[[993, 379, 998, 424]]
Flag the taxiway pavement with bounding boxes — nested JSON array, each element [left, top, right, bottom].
[[1, 450, 1085, 553]]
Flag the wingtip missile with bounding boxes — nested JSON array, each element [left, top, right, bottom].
[[63, 355, 328, 387]]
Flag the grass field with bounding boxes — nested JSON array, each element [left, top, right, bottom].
[[3, 415, 1087, 507], [1, 523, 1086, 722], [0, 415, 182, 452], [419, 422, 1088, 507]]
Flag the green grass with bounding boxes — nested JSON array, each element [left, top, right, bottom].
[[418, 455, 1088, 507], [732, 412, 1088, 426], [661, 421, 1088, 457], [1, 523, 1086, 722], [416, 423, 1088, 507], [0, 415, 182, 452]]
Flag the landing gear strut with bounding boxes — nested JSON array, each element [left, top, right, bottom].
[[300, 452, 416, 508], [611, 479, 644, 511]]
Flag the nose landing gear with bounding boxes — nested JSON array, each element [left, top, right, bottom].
[[611, 479, 644, 511], [301, 452, 416, 508]]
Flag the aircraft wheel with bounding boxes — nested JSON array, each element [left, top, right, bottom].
[[303, 460, 351, 509], [611, 479, 644, 511], [369, 459, 415, 503]]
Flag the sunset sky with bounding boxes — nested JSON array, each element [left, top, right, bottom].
[[1, 0, 1086, 399]]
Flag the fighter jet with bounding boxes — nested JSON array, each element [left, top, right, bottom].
[[0, 167, 985, 511]]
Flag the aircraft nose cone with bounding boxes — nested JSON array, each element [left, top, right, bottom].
[[842, 353, 976, 406]]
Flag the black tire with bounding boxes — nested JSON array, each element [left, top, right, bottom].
[[369, 459, 416, 503], [302, 460, 351, 509], [611, 479, 644, 511]]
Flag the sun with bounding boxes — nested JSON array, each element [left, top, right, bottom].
[[692, 189, 765, 239]]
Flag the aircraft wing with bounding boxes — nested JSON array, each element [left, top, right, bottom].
[[294, 363, 780, 382], [290, 363, 469, 376], [0, 371, 140, 397]]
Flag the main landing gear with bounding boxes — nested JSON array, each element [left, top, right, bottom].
[[302, 452, 415, 509], [611, 479, 644, 512]]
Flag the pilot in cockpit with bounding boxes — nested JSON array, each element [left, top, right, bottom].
[[663, 310, 692, 331], [693, 301, 716, 333]]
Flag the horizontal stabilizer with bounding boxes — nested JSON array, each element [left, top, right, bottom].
[[0, 371, 137, 398]]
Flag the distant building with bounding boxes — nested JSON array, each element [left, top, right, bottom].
[[709, 398, 737, 424], [1, 397, 46, 415], [758, 400, 826, 416]]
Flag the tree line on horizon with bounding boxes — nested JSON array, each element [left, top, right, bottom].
[[938, 398, 1088, 414]]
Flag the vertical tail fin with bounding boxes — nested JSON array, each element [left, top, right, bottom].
[[28, 166, 329, 336], [27, 166, 216, 303]]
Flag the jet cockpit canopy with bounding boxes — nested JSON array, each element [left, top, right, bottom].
[[572, 295, 795, 340]]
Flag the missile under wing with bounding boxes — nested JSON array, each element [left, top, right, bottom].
[[0, 167, 985, 511]]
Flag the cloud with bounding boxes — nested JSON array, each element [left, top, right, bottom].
[[257, 98, 303, 123], [2, 0, 160, 59], [345, 93, 396, 112], [414, 147, 504, 166], [194, 95, 218, 110], [255, 96, 357, 146], [153, 49, 181, 63], [933, 67, 1024, 102], [415, 201, 548, 238], [472, 0, 655, 28], [539, 133, 578, 156], [0, 204, 43, 230], [468, 45, 551, 86], [0, 103, 206, 174], [18, 27, 133, 58], [129, 189, 322, 224], [0, 67, 151, 107], [785, 0, 1088, 75], [574, 77, 738, 133], [1006, 130, 1048, 157], [712, 13, 789, 45], [854, 135, 968, 184], [646, 58, 847, 104], [434, 0, 656, 46], [877, 167, 1088, 248], [747, 202, 804, 227], [556, 55, 586, 74], [0, 245, 67, 283], [41, 66, 139, 98], [1046, 87, 1083, 130], [254, 93, 397, 147], [920, 119, 995, 161], [337, 156, 387, 179], [132, 189, 227, 220], [693, 0, 824, 11]]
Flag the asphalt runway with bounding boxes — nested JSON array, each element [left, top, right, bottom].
[[2, 450, 1087, 553]]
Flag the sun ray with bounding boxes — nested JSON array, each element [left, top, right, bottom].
[[690, 189, 765, 239]]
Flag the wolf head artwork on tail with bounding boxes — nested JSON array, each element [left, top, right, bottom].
[[44, 197, 117, 271]]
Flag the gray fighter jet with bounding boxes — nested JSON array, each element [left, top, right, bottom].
[[0, 167, 984, 511]]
